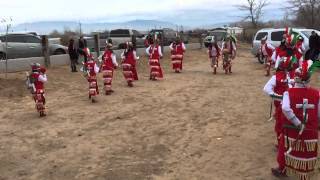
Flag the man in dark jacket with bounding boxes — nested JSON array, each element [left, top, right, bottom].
[[307, 31, 320, 61], [68, 38, 78, 72]]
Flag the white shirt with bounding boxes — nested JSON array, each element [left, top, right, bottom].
[[111, 54, 118, 67], [94, 64, 99, 74], [38, 74, 47, 83], [282, 84, 320, 126], [263, 75, 276, 96], [146, 45, 163, 57]]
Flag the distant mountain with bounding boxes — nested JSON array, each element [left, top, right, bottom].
[[8, 20, 178, 35]]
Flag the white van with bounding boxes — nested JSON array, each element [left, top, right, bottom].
[[251, 28, 320, 63]]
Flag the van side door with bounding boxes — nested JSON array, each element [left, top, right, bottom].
[[23, 35, 42, 57]]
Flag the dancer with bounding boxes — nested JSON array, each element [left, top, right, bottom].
[[146, 38, 164, 80], [221, 35, 237, 74], [83, 54, 100, 103], [121, 42, 139, 87], [170, 36, 186, 73], [26, 63, 48, 117], [101, 39, 118, 95], [271, 60, 320, 179], [208, 39, 221, 74], [260, 36, 275, 76]]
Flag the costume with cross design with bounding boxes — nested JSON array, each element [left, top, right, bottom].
[[271, 59, 320, 179]]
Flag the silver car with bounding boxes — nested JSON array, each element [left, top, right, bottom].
[[251, 28, 320, 64], [0, 33, 67, 60]]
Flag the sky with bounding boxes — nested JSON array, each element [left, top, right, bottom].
[[0, 0, 284, 26]]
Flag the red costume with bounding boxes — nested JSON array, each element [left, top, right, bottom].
[[121, 49, 138, 87], [271, 57, 320, 179], [28, 64, 47, 117], [260, 40, 275, 76], [84, 57, 99, 102], [208, 43, 221, 74], [282, 87, 319, 179], [148, 45, 163, 80], [101, 49, 118, 95], [170, 42, 185, 72]]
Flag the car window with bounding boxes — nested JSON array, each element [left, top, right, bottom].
[[132, 30, 141, 37], [271, 31, 285, 41], [0, 36, 5, 42], [24, 36, 41, 43], [7, 35, 25, 42], [255, 32, 268, 41], [110, 30, 130, 37]]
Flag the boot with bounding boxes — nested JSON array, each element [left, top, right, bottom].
[[74, 66, 78, 72], [128, 81, 133, 87], [229, 66, 232, 74], [271, 167, 287, 178], [105, 91, 111, 95]]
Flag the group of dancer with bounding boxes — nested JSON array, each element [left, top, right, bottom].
[[207, 35, 237, 74], [26, 35, 187, 110], [263, 28, 320, 179]]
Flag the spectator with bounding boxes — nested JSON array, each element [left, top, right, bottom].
[[306, 31, 320, 61], [68, 38, 78, 72], [78, 35, 88, 62]]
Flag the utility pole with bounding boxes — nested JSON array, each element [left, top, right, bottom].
[[79, 21, 82, 36]]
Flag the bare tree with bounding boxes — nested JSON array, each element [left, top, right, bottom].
[[287, 0, 320, 28], [236, 0, 269, 28]]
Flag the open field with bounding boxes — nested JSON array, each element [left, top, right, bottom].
[[0, 44, 319, 180]]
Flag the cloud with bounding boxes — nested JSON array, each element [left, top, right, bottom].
[[0, 0, 284, 25]]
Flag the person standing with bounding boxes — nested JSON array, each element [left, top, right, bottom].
[[27, 63, 48, 117], [263, 56, 293, 151], [146, 38, 164, 80], [271, 60, 320, 179], [170, 36, 186, 73], [207, 40, 221, 74], [260, 36, 275, 76], [68, 38, 78, 72], [221, 35, 237, 74], [307, 31, 320, 61], [121, 42, 139, 87], [83, 54, 100, 103], [101, 40, 118, 95]]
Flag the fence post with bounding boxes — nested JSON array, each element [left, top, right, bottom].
[[94, 33, 100, 57], [131, 35, 137, 49], [199, 34, 203, 49], [160, 33, 164, 53], [41, 35, 50, 68]]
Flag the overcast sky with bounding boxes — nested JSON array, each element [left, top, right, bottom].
[[0, 0, 284, 25]]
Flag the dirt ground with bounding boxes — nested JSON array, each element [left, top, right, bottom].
[[0, 44, 319, 180]]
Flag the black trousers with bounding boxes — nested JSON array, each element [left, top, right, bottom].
[[70, 58, 77, 72]]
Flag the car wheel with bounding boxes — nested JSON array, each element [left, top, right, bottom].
[[0, 52, 6, 60], [54, 49, 66, 55], [257, 53, 264, 64]]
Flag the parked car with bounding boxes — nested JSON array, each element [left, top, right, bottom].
[[150, 29, 175, 46], [204, 30, 228, 48], [0, 33, 67, 60], [109, 29, 144, 49], [252, 28, 320, 64]]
